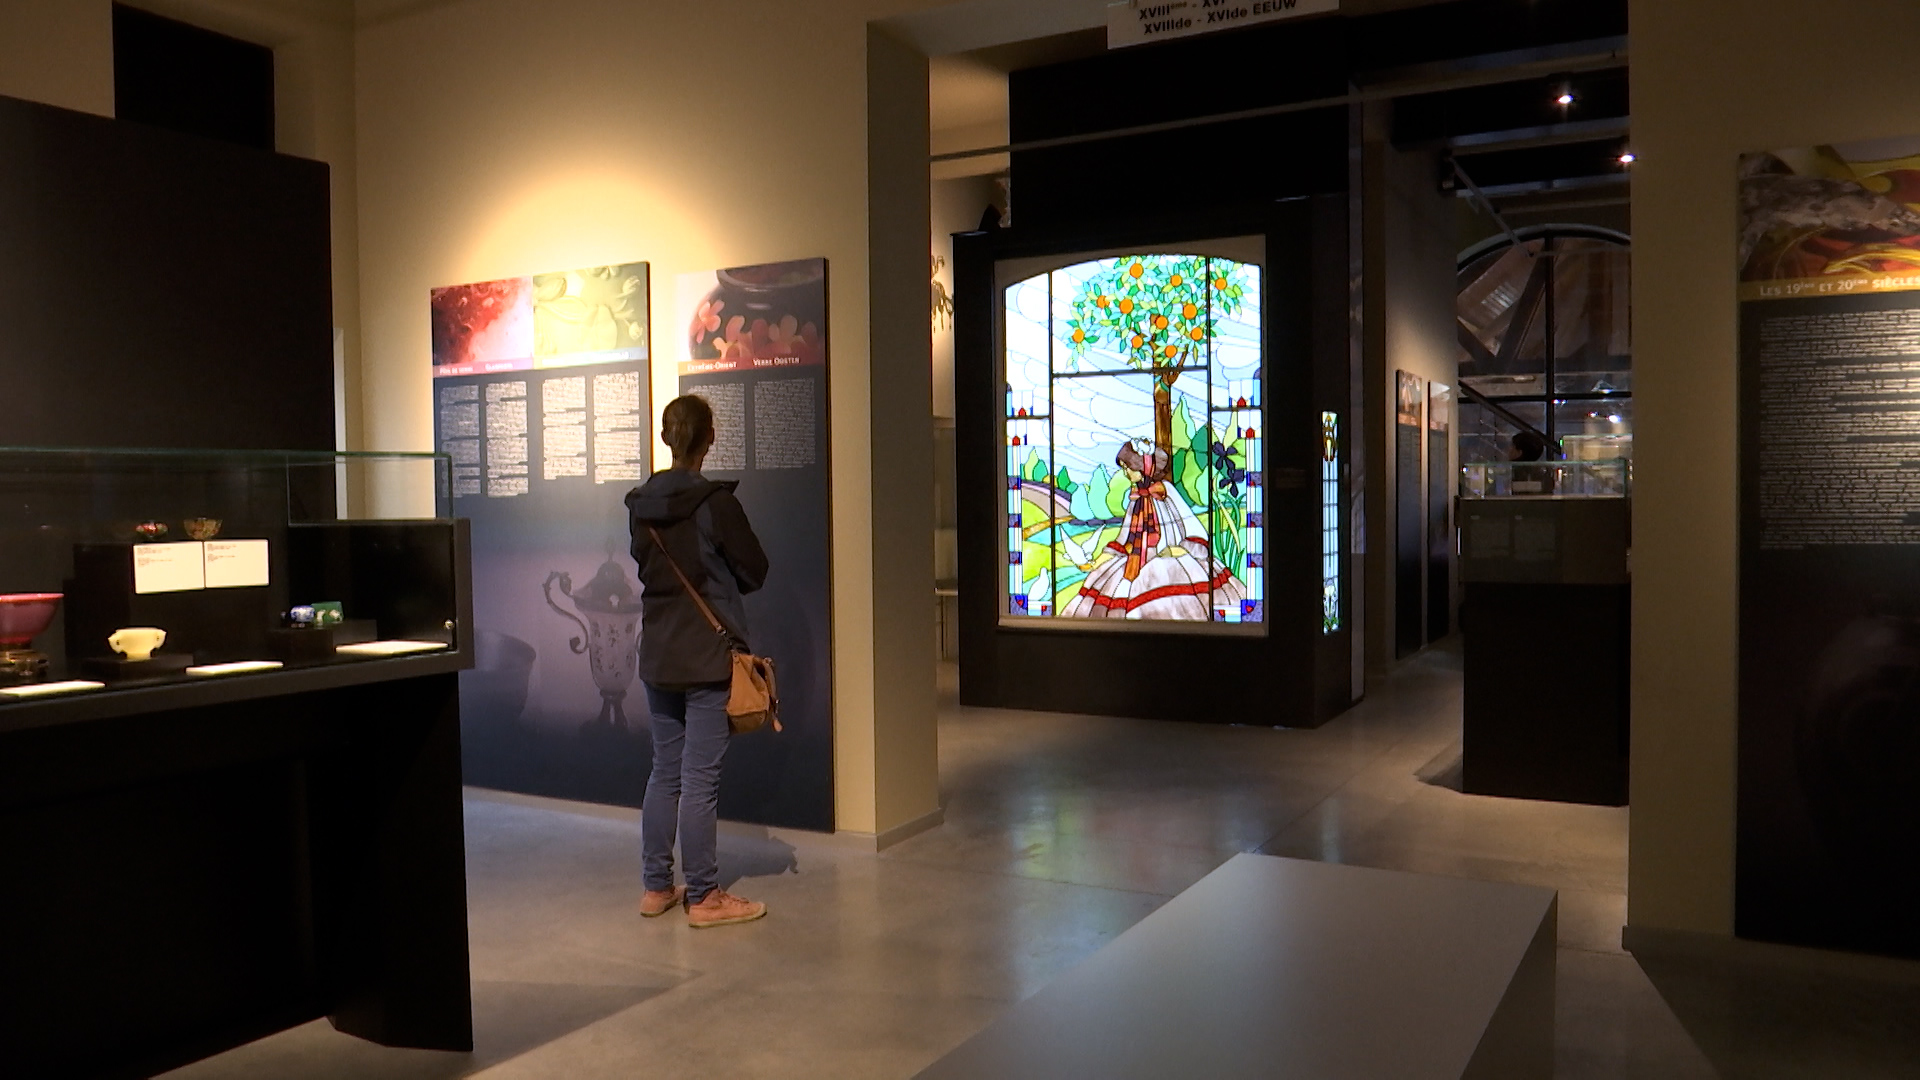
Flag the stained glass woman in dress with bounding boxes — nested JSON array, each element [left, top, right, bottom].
[[1063, 438, 1243, 619]]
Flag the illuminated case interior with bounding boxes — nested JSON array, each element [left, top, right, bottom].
[[0, 447, 469, 699]]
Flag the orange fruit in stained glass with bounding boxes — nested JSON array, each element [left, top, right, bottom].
[[1072, 328, 1085, 343], [1164, 345, 1179, 358], [1183, 303, 1198, 319], [1095, 295, 1109, 308], [1129, 263, 1145, 279], [1190, 327, 1205, 341], [1169, 274, 1183, 286], [1131, 334, 1145, 348], [1119, 298, 1134, 314], [1153, 314, 1168, 330], [1214, 277, 1227, 289]]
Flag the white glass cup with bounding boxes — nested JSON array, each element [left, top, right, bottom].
[[108, 626, 167, 662]]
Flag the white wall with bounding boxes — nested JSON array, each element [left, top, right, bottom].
[[353, 0, 948, 835], [931, 174, 997, 420], [0, 0, 112, 116], [1629, 0, 1920, 937]]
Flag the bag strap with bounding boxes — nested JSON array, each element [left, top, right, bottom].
[[647, 525, 736, 647]]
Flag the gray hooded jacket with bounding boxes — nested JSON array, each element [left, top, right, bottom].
[[625, 469, 769, 687]]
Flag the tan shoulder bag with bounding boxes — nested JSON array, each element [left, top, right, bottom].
[[647, 526, 780, 734]]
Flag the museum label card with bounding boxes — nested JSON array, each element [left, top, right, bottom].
[[336, 640, 449, 657], [186, 660, 285, 677], [203, 539, 270, 589], [0, 680, 106, 699], [133, 542, 206, 594]]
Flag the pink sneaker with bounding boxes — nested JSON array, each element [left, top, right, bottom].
[[639, 885, 685, 918], [687, 888, 767, 928]]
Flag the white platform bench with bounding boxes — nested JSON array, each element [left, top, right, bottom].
[[917, 854, 1557, 1079]]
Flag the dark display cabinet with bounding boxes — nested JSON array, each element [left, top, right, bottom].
[[1459, 463, 1630, 807], [0, 447, 475, 1079]]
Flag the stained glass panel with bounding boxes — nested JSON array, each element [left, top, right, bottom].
[[1321, 411, 1340, 633], [1002, 255, 1263, 625]]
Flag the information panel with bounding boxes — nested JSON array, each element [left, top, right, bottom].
[[432, 263, 660, 809], [1737, 140, 1920, 959], [674, 259, 835, 831]]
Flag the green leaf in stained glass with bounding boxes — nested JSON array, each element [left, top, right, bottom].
[[1069, 475, 1100, 523], [1105, 468, 1132, 519], [1176, 449, 1207, 510]]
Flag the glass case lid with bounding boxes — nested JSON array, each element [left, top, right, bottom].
[[1461, 458, 1632, 499]]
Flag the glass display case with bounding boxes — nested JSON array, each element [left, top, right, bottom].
[[1461, 458, 1631, 499], [0, 447, 464, 700]]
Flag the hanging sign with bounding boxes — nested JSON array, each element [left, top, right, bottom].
[[1106, 0, 1339, 49]]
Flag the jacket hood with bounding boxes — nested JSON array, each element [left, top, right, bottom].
[[625, 469, 737, 524]]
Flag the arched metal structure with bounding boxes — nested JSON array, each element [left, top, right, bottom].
[[1456, 225, 1633, 467]]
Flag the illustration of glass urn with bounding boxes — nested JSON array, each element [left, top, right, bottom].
[[543, 557, 644, 730]]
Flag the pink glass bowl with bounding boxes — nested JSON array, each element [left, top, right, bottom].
[[0, 593, 63, 648]]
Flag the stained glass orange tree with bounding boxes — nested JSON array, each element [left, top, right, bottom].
[[1063, 255, 1246, 455], [1061, 256, 1255, 579]]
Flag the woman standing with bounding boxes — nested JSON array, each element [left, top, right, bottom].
[[625, 394, 770, 928]]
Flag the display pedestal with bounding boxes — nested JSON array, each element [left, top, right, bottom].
[[80, 653, 195, 683], [266, 627, 335, 662], [0, 662, 475, 1078], [1457, 497, 1631, 807], [1461, 582, 1630, 806], [918, 855, 1556, 1079], [0, 649, 49, 686]]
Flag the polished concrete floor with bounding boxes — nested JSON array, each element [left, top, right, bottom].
[[166, 649, 1837, 1079]]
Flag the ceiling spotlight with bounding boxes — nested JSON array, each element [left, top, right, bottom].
[[1555, 91, 1576, 106], [1618, 152, 1638, 165]]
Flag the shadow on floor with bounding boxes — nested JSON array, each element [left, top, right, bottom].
[[1415, 742, 1464, 792], [718, 826, 800, 890], [1634, 951, 1920, 1079], [161, 978, 677, 1080]]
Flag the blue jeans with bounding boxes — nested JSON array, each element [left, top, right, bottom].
[[642, 681, 732, 903]]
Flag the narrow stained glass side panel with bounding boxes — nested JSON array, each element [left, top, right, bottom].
[[1322, 411, 1341, 633], [1008, 417, 1052, 616], [1205, 259, 1263, 624], [1004, 272, 1052, 617]]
